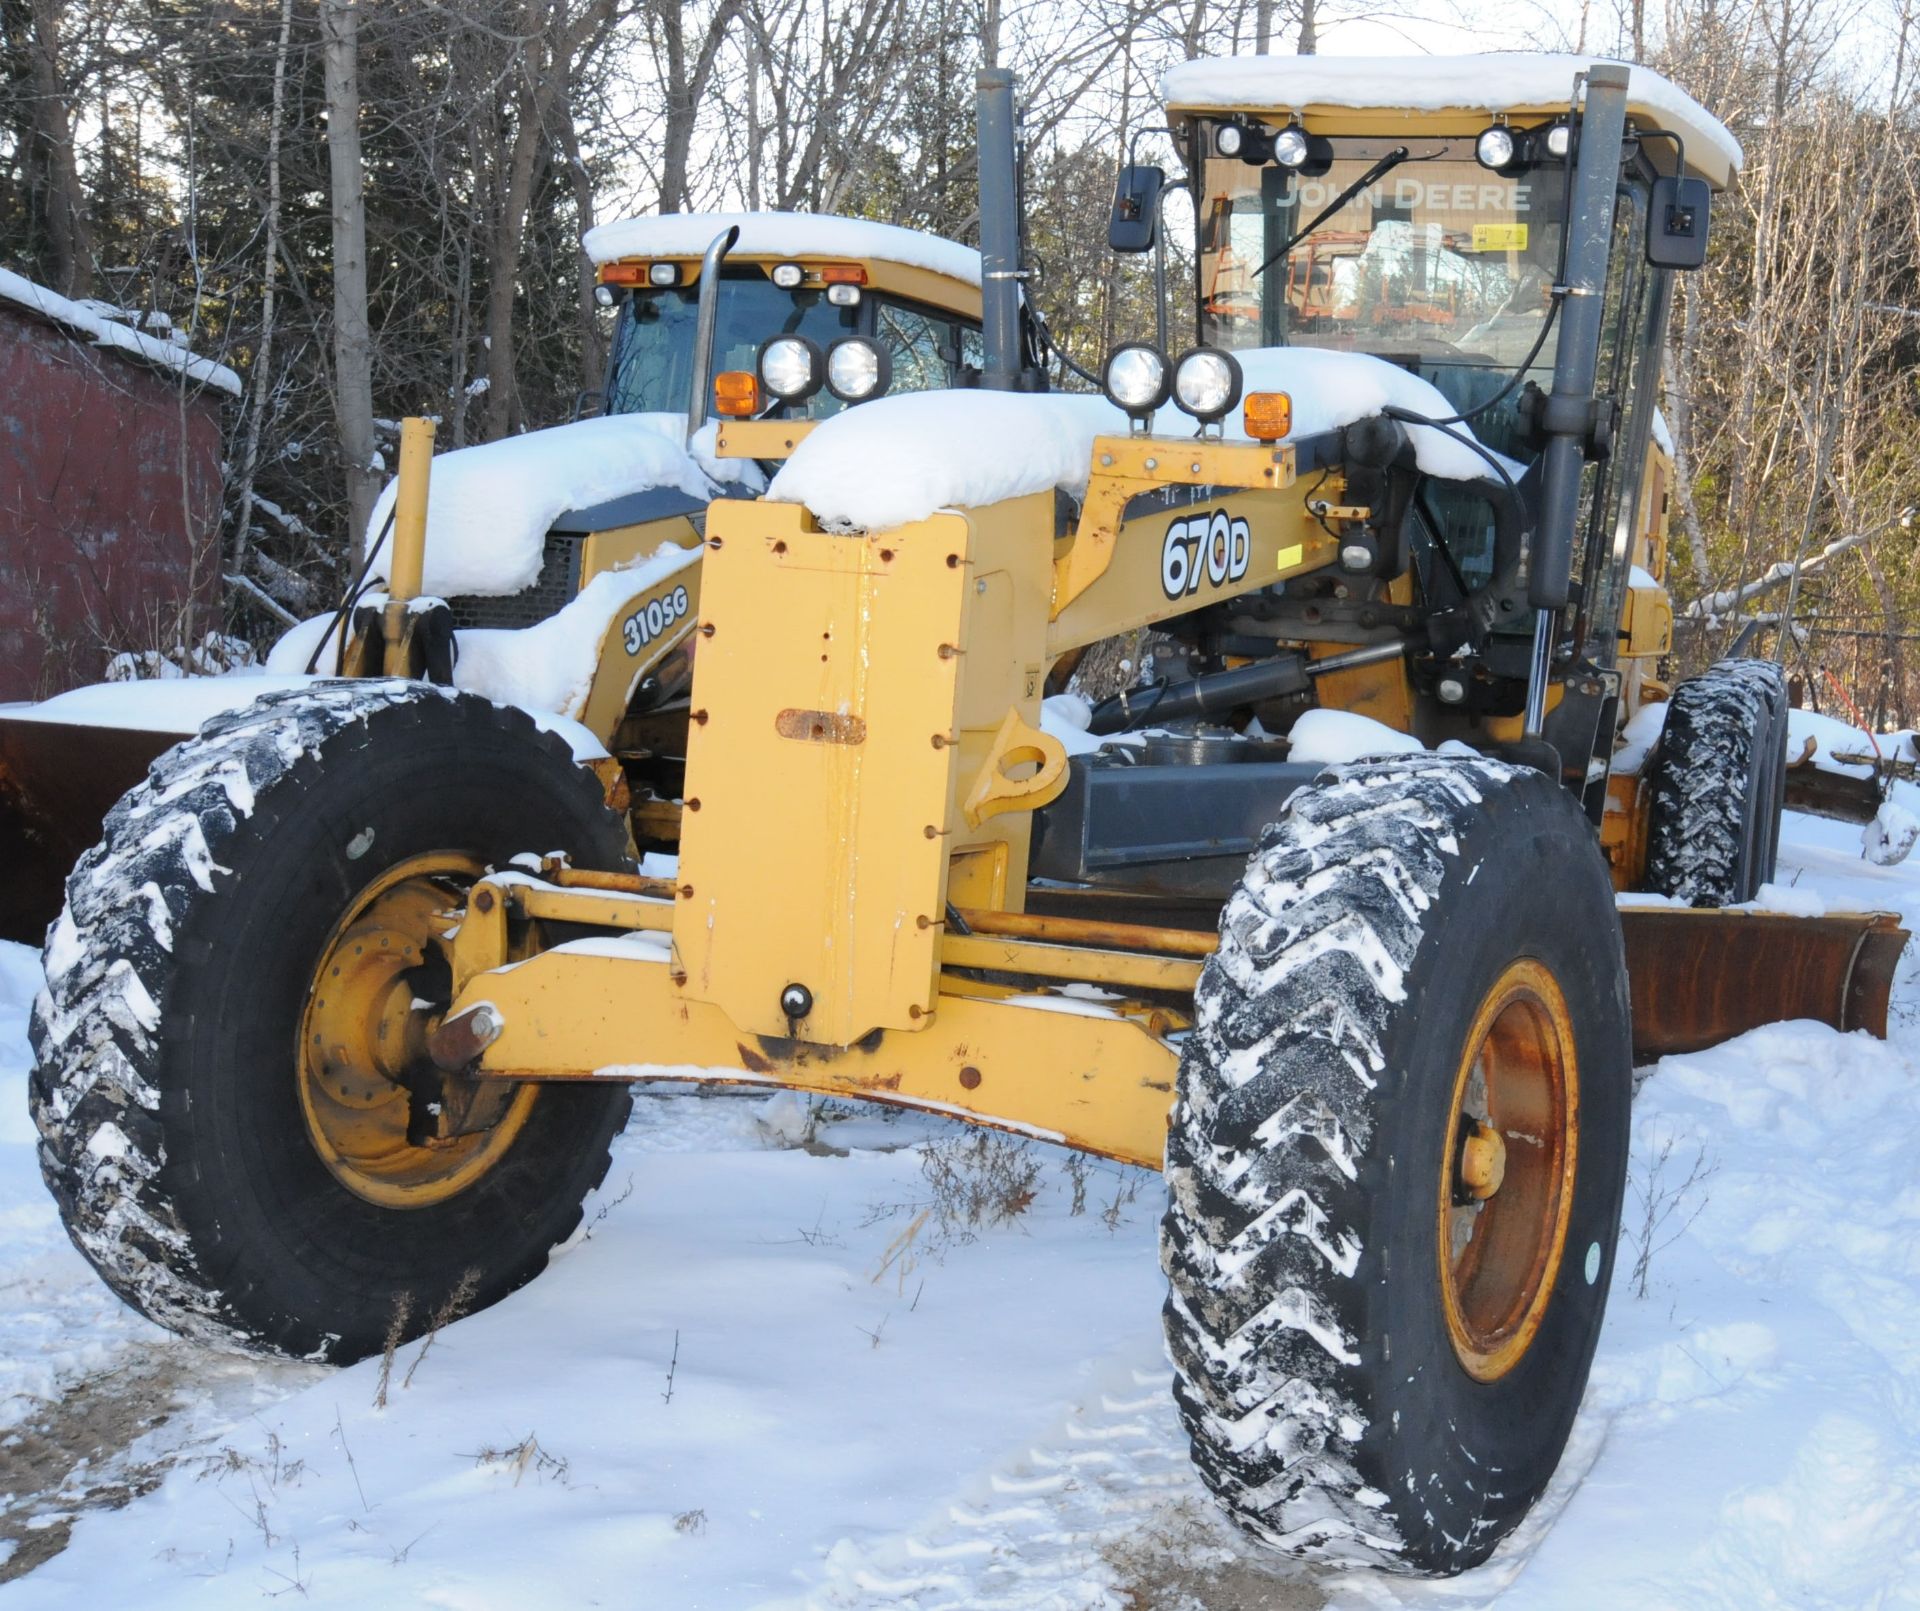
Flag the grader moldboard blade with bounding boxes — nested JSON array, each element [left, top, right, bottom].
[[0, 714, 173, 944], [1619, 905, 1907, 1061]]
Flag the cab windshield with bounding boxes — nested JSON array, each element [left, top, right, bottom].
[[603, 270, 981, 420], [604, 272, 858, 418], [1196, 132, 1569, 431]]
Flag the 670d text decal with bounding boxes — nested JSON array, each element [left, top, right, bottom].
[[1161, 510, 1251, 599]]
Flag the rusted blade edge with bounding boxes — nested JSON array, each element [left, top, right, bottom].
[[1622, 906, 1908, 1062]]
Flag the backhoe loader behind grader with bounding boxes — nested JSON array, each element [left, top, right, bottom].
[[25, 56, 1908, 1578]]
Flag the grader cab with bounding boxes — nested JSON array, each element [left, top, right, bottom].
[[25, 57, 1907, 1579]]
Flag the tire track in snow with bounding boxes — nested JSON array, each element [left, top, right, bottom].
[[799, 1349, 1325, 1609]]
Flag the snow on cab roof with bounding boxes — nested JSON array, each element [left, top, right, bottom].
[[0, 266, 242, 396], [1161, 53, 1742, 183], [581, 212, 982, 288]]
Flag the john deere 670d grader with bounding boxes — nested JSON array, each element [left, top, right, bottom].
[[22, 56, 1907, 1575]]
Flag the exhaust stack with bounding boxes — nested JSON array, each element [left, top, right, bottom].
[[976, 70, 1039, 392]]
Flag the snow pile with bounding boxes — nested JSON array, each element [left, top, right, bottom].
[[451, 543, 702, 719], [581, 211, 983, 287], [1788, 705, 1883, 779], [1613, 698, 1668, 775], [1864, 799, 1919, 866], [768, 348, 1509, 533], [1159, 52, 1743, 176], [9, 674, 322, 735], [361, 415, 722, 598], [1285, 708, 1426, 765], [0, 268, 243, 396]]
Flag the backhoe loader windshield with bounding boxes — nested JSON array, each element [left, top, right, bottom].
[[603, 269, 983, 420], [1196, 133, 1569, 383]]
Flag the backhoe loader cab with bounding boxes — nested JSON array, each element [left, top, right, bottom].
[[24, 59, 1908, 1584], [0, 213, 998, 943], [585, 211, 1002, 419]]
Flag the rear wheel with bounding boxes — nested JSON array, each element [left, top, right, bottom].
[[1161, 754, 1632, 1575], [31, 682, 634, 1362], [1645, 658, 1788, 905]]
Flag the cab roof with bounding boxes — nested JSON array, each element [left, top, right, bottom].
[[1161, 52, 1742, 189], [581, 211, 983, 288]]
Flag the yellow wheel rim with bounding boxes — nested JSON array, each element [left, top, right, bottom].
[[297, 852, 537, 1209], [1437, 958, 1580, 1382]]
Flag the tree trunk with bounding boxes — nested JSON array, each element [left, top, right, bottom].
[[231, 0, 296, 578], [321, 0, 378, 554], [26, 0, 94, 298]]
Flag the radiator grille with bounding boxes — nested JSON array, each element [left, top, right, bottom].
[[445, 532, 584, 630]]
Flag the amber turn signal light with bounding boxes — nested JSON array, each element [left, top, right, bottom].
[[1243, 391, 1292, 441], [714, 371, 762, 418]]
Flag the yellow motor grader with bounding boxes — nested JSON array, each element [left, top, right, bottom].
[[25, 58, 1907, 1577]]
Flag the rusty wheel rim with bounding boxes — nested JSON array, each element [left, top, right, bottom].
[[297, 852, 538, 1209], [1437, 958, 1580, 1382]]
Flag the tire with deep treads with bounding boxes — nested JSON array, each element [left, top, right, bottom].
[[1161, 754, 1633, 1575], [1644, 658, 1788, 905], [30, 681, 634, 1363]]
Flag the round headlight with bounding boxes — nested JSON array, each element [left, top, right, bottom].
[[593, 283, 616, 308], [648, 262, 680, 287], [1273, 126, 1311, 169], [758, 335, 824, 402], [771, 262, 804, 288], [1476, 125, 1517, 171], [1102, 342, 1171, 418], [1544, 121, 1571, 159], [1215, 122, 1245, 157], [826, 337, 892, 403], [1172, 347, 1243, 424]]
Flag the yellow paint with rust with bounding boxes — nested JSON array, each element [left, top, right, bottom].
[[674, 500, 973, 1044], [456, 941, 1181, 1168]]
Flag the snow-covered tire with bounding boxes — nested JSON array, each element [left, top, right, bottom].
[[1644, 658, 1788, 905], [1162, 755, 1633, 1575], [30, 681, 635, 1363]]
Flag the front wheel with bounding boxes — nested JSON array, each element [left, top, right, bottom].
[[1161, 754, 1632, 1575], [31, 682, 635, 1362]]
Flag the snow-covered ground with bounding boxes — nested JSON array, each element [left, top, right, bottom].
[[4, 807, 1920, 1607]]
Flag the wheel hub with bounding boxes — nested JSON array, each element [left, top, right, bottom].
[[1458, 1120, 1507, 1200], [1437, 958, 1579, 1382], [297, 853, 538, 1209]]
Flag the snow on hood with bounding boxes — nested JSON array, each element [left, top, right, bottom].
[[766, 348, 1512, 533], [581, 212, 983, 288], [1160, 52, 1742, 178], [363, 415, 743, 599], [452, 542, 702, 719]]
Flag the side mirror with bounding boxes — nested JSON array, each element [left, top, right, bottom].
[[1647, 175, 1711, 269], [1109, 165, 1166, 253]]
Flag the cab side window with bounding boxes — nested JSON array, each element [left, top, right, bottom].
[[872, 299, 976, 392]]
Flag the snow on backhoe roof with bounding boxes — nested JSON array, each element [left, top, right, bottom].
[[1160, 53, 1742, 179], [767, 347, 1516, 533], [582, 212, 983, 287]]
